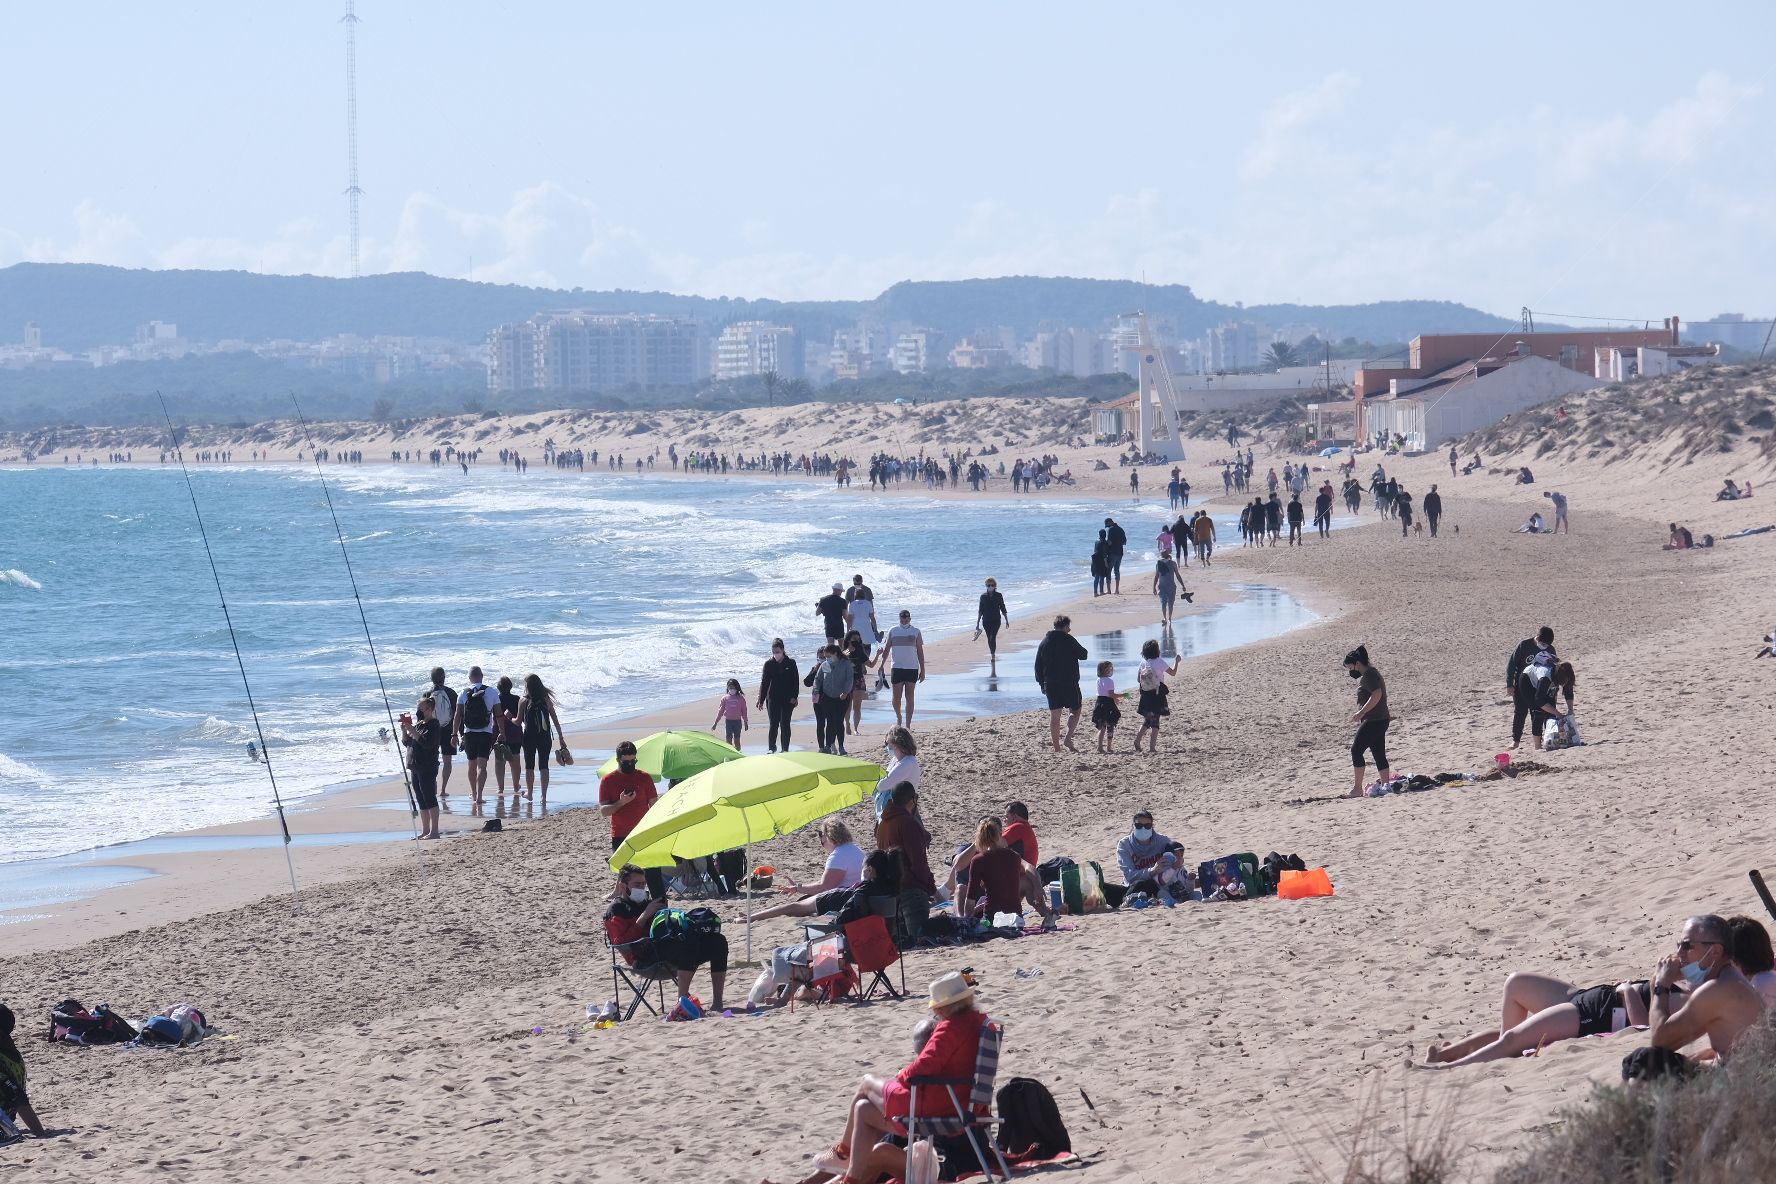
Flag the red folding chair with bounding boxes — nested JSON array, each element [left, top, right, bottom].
[[842, 913, 905, 1002]]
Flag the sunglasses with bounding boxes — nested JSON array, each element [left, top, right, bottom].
[[1677, 939, 1723, 952]]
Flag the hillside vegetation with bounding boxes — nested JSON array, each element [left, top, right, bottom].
[[1465, 362, 1776, 469]]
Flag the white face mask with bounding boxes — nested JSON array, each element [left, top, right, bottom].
[[628, 887, 650, 903], [1133, 826, 1155, 842]]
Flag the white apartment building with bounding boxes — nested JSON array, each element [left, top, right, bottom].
[[1201, 320, 1263, 371], [1023, 328, 1114, 377], [486, 312, 702, 392], [892, 329, 945, 374], [715, 321, 803, 380]]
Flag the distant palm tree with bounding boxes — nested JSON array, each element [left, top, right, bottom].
[[760, 369, 780, 407], [1264, 341, 1300, 369]]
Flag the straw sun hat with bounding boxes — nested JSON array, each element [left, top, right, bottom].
[[926, 971, 977, 1010]]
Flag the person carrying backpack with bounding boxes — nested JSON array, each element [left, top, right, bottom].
[[452, 666, 501, 807]]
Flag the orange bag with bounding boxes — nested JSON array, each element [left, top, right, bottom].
[[1277, 867, 1334, 899]]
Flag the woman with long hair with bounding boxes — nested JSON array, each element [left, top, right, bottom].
[[492, 675, 525, 801], [518, 673, 567, 801], [841, 629, 871, 737]]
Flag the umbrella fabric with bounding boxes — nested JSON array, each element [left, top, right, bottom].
[[609, 752, 884, 870], [595, 729, 743, 781]]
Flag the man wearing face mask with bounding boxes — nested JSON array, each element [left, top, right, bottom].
[[604, 864, 727, 1011], [1116, 810, 1194, 902], [1622, 914, 1766, 1082], [600, 740, 665, 900]]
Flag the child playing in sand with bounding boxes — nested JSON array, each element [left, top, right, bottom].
[[711, 678, 749, 748], [1093, 660, 1121, 752]]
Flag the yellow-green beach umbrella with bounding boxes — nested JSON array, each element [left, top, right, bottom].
[[595, 729, 744, 782], [607, 751, 885, 962], [608, 751, 884, 871]]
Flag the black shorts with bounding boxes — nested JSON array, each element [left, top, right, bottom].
[[411, 764, 439, 811], [1044, 683, 1082, 712], [522, 733, 551, 770], [439, 738, 457, 758], [461, 731, 494, 761], [891, 667, 920, 685], [1571, 984, 1618, 1037]]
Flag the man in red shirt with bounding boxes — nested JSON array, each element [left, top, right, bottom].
[[1001, 801, 1039, 868], [600, 739, 664, 899]]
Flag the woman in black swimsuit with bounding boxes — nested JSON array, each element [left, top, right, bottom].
[[517, 673, 566, 801], [1423, 972, 1651, 1067], [975, 578, 1010, 670]]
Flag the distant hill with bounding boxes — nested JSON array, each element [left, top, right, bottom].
[[0, 263, 1513, 352]]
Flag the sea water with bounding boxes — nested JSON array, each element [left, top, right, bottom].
[[1, 464, 1110, 864]]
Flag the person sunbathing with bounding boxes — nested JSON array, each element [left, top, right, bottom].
[[1621, 913, 1766, 1082], [1422, 972, 1652, 1068], [810, 972, 990, 1182]]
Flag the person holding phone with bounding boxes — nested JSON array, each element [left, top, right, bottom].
[[399, 695, 445, 839], [599, 739, 664, 899]]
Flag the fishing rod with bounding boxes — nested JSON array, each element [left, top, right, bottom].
[[287, 395, 424, 834], [157, 393, 301, 912]]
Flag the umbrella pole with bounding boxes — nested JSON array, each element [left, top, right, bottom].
[[744, 841, 753, 963]]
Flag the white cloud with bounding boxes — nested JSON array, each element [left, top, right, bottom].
[[1240, 71, 1358, 183]]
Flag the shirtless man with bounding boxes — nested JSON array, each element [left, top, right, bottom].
[[1622, 913, 1766, 1081]]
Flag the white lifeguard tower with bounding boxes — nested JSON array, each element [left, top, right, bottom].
[[1130, 312, 1187, 460]]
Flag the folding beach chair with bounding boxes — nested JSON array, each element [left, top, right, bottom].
[[906, 1020, 1013, 1182], [843, 913, 905, 1002], [605, 932, 675, 1021]]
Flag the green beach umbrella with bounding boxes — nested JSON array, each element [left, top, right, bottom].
[[607, 751, 885, 963], [595, 729, 744, 782]]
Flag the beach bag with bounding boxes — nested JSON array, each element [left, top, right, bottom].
[[1260, 852, 1307, 894], [1278, 868, 1335, 899], [1565, 711, 1584, 747], [905, 1138, 941, 1184], [1059, 861, 1108, 915], [48, 1000, 138, 1045], [808, 935, 845, 984], [1542, 717, 1565, 750], [459, 687, 491, 731], [1198, 853, 1263, 899], [649, 907, 721, 942], [137, 1015, 187, 1046], [996, 1077, 1073, 1159]]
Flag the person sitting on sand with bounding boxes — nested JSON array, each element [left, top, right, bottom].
[[1116, 810, 1194, 902], [775, 820, 865, 898], [1758, 630, 1776, 660], [749, 849, 901, 1006], [1728, 915, 1776, 1005], [1515, 511, 1545, 534], [1621, 914, 1767, 1081], [808, 972, 991, 1182], [604, 864, 729, 1012], [1716, 478, 1751, 501], [0, 1004, 45, 1138], [958, 816, 1056, 929], [1663, 523, 1697, 551]]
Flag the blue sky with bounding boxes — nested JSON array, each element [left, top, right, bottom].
[[3, 1, 1772, 319]]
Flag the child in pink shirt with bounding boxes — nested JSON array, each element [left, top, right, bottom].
[[712, 678, 750, 748]]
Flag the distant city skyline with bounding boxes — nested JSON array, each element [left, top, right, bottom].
[[1, 2, 1772, 316]]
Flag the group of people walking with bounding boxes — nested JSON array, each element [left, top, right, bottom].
[[399, 666, 566, 838]]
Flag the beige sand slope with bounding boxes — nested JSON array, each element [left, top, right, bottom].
[[3, 369, 1775, 1182]]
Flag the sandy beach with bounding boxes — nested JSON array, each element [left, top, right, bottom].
[[5, 373, 1776, 1182]]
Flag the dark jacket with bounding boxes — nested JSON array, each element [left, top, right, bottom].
[[875, 801, 936, 894], [1106, 523, 1127, 552], [758, 655, 801, 704], [1506, 637, 1553, 692], [1422, 490, 1442, 517], [1034, 629, 1088, 690]]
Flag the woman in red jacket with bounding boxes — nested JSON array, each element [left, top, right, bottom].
[[814, 971, 989, 1179]]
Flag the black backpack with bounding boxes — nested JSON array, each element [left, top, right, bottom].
[[1259, 851, 1307, 894], [460, 686, 491, 730], [48, 999, 138, 1045], [995, 1077, 1071, 1160]]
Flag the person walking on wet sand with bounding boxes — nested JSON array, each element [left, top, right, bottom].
[[1104, 517, 1128, 592], [1151, 549, 1193, 625], [875, 610, 926, 727], [1035, 614, 1089, 752], [1343, 645, 1392, 797], [974, 578, 1010, 671]]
